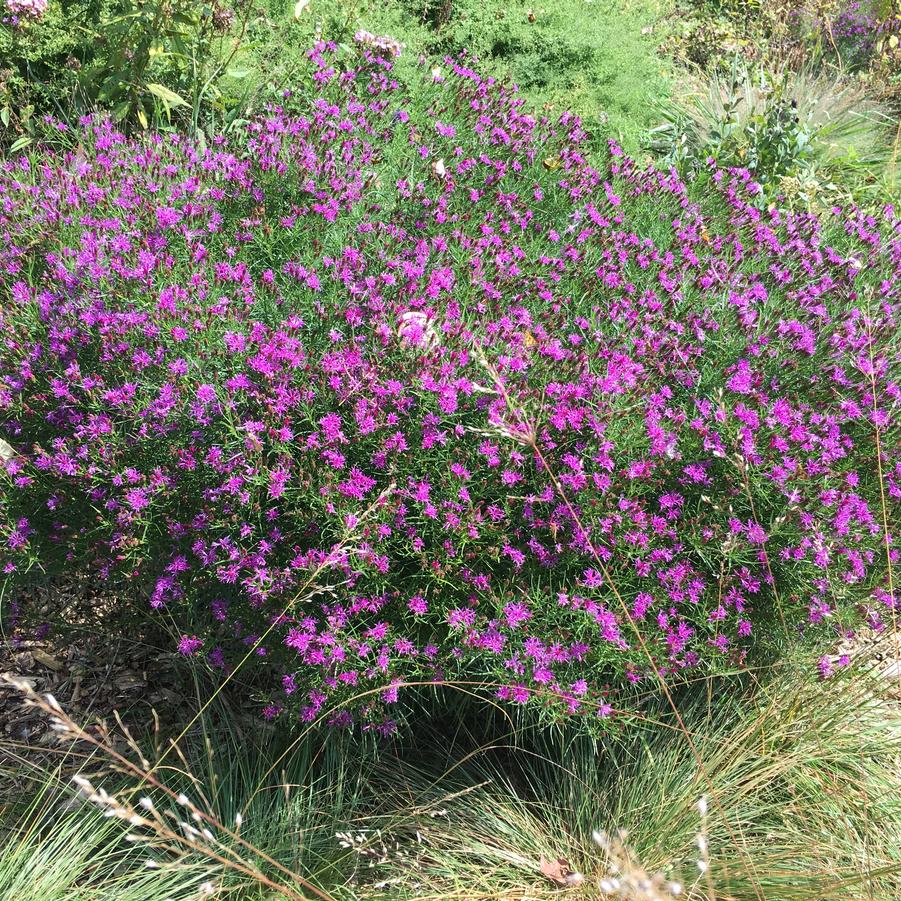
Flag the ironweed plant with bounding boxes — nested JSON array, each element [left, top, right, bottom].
[[0, 42, 898, 732]]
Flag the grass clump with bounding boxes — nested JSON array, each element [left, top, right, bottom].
[[2, 662, 900, 899], [648, 61, 894, 205], [345, 668, 901, 900], [0, 780, 218, 900], [655, 0, 901, 205]]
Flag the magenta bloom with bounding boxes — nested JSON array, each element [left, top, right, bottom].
[[5, 0, 47, 17], [178, 635, 203, 656]]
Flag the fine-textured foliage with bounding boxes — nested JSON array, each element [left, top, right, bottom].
[[0, 778, 218, 900], [392, 0, 671, 152], [0, 44, 898, 730], [343, 667, 901, 900], [0, 686, 382, 900], [648, 63, 893, 204], [3, 663, 899, 900]]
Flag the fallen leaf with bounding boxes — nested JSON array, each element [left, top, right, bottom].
[[1, 672, 37, 691], [12, 651, 34, 670], [539, 856, 574, 886]]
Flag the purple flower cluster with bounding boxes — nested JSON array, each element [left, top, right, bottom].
[[829, 2, 878, 67], [0, 43, 898, 729], [4, 0, 47, 18]]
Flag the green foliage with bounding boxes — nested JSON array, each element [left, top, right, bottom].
[[81, 0, 248, 130], [0, 693, 384, 900], [233, 0, 672, 154], [648, 62, 893, 206], [406, 0, 671, 152], [0, 0, 112, 132], [2, 0, 673, 150], [1, 0, 254, 139], [869, 7, 901, 102], [664, 0, 835, 73]]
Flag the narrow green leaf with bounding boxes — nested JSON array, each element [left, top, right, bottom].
[[146, 83, 189, 109], [9, 136, 32, 153]]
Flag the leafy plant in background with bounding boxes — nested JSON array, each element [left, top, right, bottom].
[[0, 0, 110, 142], [668, 0, 901, 80], [648, 62, 893, 205], [81, 0, 255, 131], [253, 0, 672, 154], [666, 0, 825, 72], [667, 0, 901, 131], [406, 0, 670, 152], [2, 0, 674, 151], [870, 8, 901, 103], [1, 0, 254, 142]]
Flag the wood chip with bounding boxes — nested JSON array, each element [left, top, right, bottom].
[[32, 649, 64, 671]]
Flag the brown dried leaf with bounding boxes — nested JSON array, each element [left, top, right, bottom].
[[32, 649, 64, 672], [539, 856, 573, 886]]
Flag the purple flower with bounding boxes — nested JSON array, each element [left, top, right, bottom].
[[178, 635, 203, 656], [155, 206, 184, 229], [196, 384, 217, 405], [727, 360, 754, 394]]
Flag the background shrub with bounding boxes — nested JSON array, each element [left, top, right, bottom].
[[1, 0, 254, 140], [647, 63, 893, 205], [0, 0, 113, 130]]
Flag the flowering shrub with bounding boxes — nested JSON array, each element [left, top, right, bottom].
[[828, 1, 878, 70], [0, 43, 898, 730]]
